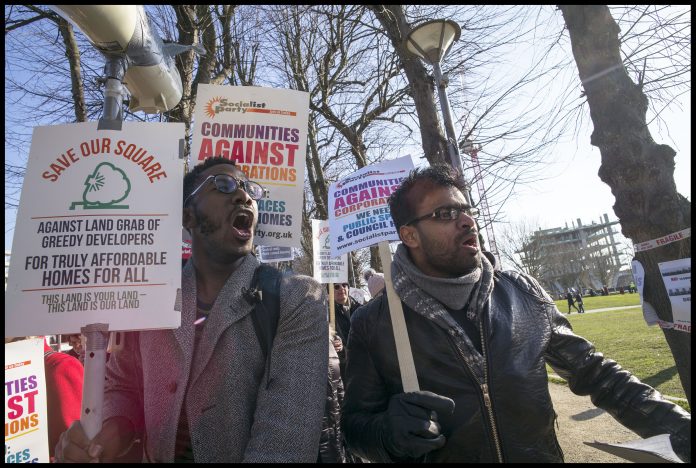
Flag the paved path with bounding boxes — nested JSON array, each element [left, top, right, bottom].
[[549, 382, 636, 463], [566, 305, 640, 315]]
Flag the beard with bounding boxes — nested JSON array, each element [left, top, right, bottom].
[[420, 235, 482, 277], [192, 203, 252, 259], [194, 208, 221, 235]]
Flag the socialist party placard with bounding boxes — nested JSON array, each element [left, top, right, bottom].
[[328, 156, 414, 257], [5, 122, 184, 337], [192, 85, 308, 248]]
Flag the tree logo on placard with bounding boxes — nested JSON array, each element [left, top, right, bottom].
[[70, 162, 131, 210]]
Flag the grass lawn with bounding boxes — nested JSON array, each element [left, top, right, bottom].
[[546, 307, 689, 411], [554, 293, 640, 311]]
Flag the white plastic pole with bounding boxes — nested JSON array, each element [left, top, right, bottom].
[[80, 323, 110, 439], [378, 241, 419, 391]]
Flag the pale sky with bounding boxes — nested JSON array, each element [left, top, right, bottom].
[[501, 96, 691, 234]]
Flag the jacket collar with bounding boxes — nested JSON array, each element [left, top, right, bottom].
[[178, 254, 260, 385]]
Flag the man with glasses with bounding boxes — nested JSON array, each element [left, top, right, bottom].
[[56, 156, 328, 462], [342, 164, 690, 463]]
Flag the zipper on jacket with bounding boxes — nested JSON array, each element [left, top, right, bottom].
[[446, 330, 504, 462], [479, 317, 504, 463]]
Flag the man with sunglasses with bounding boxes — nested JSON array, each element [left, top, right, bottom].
[[342, 164, 690, 463], [56, 157, 328, 463]]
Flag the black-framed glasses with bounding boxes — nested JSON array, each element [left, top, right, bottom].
[[184, 174, 268, 206], [405, 205, 480, 226]]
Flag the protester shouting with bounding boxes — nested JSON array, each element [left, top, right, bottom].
[[342, 164, 691, 463], [56, 156, 328, 462]]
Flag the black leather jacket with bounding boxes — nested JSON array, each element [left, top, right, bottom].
[[342, 269, 691, 462]]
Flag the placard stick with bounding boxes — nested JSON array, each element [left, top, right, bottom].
[[80, 323, 109, 439], [378, 240, 419, 392], [328, 283, 336, 337]]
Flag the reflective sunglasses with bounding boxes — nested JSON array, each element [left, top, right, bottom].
[[405, 205, 480, 226], [184, 174, 267, 206]]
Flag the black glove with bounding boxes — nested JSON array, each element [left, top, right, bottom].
[[381, 391, 455, 460]]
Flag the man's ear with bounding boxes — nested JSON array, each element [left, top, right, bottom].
[[399, 225, 419, 248]]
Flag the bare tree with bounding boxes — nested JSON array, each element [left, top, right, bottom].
[[559, 4, 691, 405], [498, 218, 546, 278]]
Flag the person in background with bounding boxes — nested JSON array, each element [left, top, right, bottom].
[[342, 164, 691, 463], [44, 336, 84, 461], [363, 268, 386, 299], [64, 334, 84, 364], [566, 289, 580, 314], [332, 282, 360, 379], [318, 336, 359, 463], [574, 290, 585, 313], [56, 156, 328, 463]]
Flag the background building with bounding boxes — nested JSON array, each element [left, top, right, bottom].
[[518, 213, 632, 296]]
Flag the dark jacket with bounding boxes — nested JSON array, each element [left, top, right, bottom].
[[334, 298, 360, 346], [318, 340, 355, 463], [335, 298, 360, 379], [342, 269, 691, 463]]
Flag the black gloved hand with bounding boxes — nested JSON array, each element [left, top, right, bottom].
[[381, 391, 455, 460]]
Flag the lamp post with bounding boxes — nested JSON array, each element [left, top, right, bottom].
[[406, 19, 470, 203]]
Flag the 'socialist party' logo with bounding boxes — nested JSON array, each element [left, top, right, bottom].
[[204, 96, 296, 118]]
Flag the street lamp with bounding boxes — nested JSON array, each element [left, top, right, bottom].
[[406, 19, 470, 202]]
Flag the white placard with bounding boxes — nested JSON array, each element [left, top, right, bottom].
[[328, 156, 414, 257], [658, 258, 691, 333], [5, 338, 50, 463], [631, 259, 658, 326], [311, 219, 348, 284], [258, 246, 294, 263], [192, 84, 308, 248], [5, 122, 184, 336]]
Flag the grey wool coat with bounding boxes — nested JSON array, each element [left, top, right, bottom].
[[102, 254, 329, 462]]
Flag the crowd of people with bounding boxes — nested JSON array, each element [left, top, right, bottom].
[[43, 158, 688, 463]]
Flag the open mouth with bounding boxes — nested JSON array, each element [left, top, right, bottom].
[[462, 234, 478, 249], [231, 211, 253, 239]]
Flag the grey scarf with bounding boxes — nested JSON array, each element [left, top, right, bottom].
[[391, 243, 495, 380], [392, 243, 494, 319]]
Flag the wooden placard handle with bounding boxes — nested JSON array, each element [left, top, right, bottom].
[[328, 283, 336, 337], [378, 241, 419, 392]]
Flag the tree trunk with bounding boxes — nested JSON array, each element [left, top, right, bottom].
[[559, 5, 690, 405], [57, 18, 87, 122], [368, 5, 449, 166]]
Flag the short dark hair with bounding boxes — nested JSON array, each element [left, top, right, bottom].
[[183, 156, 237, 207], [388, 164, 466, 230]]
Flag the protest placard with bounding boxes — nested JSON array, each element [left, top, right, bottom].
[[328, 156, 419, 391], [258, 246, 294, 263], [311, 219, 348, 284], [658, 258, 691, 333], [328, 156, 414, 258], [5, 122, 184, 337], [191, 85, 308, 248], [5, 338, 50, 463]]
